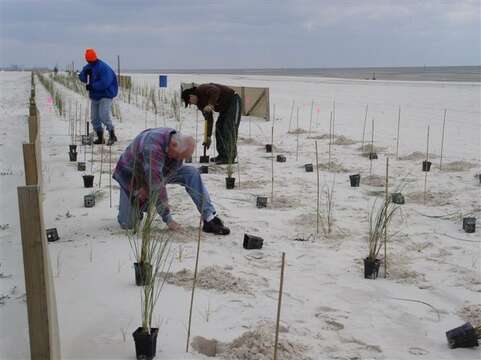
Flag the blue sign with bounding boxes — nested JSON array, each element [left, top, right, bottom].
[[159, 75, 167, 88]]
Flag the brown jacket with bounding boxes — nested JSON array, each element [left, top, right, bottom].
[[194, 83, 235, 114]]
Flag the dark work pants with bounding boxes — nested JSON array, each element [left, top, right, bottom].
[[215, 94, 241, 161]]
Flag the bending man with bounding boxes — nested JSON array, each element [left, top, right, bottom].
[[113, 127, 230, 235], [182, 83, 241, 164]]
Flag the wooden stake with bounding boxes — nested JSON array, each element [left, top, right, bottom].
[[186, 198, 204, 353], [99, 144, 104, 187], [309, 100, 314, 135], [90, 142, 94, 174], [271, 125, 274, 204], [109, 145, 112, 208], [370, 118, 375, 176], [273, 252, 286, 360], [296, 106, 299, 161], [423, 125, 430, 205], [288, 100, 295, 132], [440, 109, 447, 171], [328, 111, 333, 171], [195, 110, 199, 160], [384, 157, 389, 278], [361, 104, 368, 152], [396, 106, 401, 160], [315, 141, 320, 236]]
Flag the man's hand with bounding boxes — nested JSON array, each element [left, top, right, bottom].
[[202, 137, 212, 149], [167, 220, 181, 231], [86, 84, 92, 91], [203, 104, 215, 113], [86, 68, 92, 77]]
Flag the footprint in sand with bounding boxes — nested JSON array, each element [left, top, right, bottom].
[[408, 347, 429, 356]]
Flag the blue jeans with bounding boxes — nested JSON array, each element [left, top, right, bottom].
[[117, 165, 216, 229], [91, 98, 114, 132]]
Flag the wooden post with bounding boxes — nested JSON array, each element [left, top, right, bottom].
[[296, 106, 299, 161], [186, 198, 204, 353], [273, 252, 286, 360], [396, 106, 401, 160], [424, 125, 430, 204], [23, 143, 38, 185], [17, 186, 60, 360], [370, 118, 375, 176], [28, 115, 38, 144], [309, 100, 314, 135], [315, 141, 320, 236], [384, 157, 389, 278], [440, 109, 447, 171], [361, 104, 368, 152], [328, 111, 333, 171], [288, 100, 295, 132], [271, 125, 274, 204]]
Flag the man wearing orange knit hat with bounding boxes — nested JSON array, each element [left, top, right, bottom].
[[79, 48, 119, 145]]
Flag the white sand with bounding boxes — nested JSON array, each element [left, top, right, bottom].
[[1, 71, 480, 359]]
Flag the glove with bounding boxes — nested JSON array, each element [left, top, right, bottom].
[[203, 104, 215, 113], [86, 68, 92, 77], [86, 84, 92, 91], [202, 137, 212, 149]]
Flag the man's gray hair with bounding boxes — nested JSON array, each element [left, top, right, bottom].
[[171, 133, 195, 154]]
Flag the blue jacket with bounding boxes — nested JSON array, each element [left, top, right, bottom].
[[79, 59, 118, 100]]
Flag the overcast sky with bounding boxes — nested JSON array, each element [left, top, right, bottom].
[[0, 0, 479, 69]]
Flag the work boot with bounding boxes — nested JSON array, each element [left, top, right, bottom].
[[202, 216, 230, 235], [93, 130, 105, 145], [107, 129, 118, 146]]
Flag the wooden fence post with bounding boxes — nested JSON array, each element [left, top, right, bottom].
[[17, 185, 60, 360]]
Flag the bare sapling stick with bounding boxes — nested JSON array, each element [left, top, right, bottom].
[[296, 106, 299, 161], [370, 118, 375, 176], [90, 141, 94, 173], [315, 141, 320, 236], [309, 100, 314, 135], [109, 145, 112, 208], [288, 100, 295, 132], [328, 111, 333, 171], [195, 110, 199, 160], [439, 109, 447, 170], [99, 143, 104, 187], [396, 106, 401, 159], [332, 99, 336, 143], [273, 252, 286, 360], [361, 104, 368, 152], [423, 125, 430, 205], [384, 157, 389, 278], [186, 198, 204, 352], [271, 125, 274, 204]]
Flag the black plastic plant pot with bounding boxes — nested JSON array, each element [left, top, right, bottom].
[[243, 234, 264, 250], [132, 327, 159, 360], [368, 152, 378, 160], [363, 257, 381, 279], [69, 144, 77, 153], [82, 175, 94, 188], [68, 151, 78, 162], [134, 262, 152, 286], [446, 322, 479, 349], [84, 194, 95, 208], [256, 196, 268, 208], [81, 135, 92, 146], [199, 165, 209, 174], [422, 160, 432, 172], [225, 177, 235, 189], [349, 174, 361, 187], [463, 217, 476, 233], [77, 162, 86, 171], [265, 144, 273, 153], [391, 192, 405, 205], [199, 155, 210, 163], [46, 228, 59, 242], [276, 155, 286, 163], [305, 164, 314, 172]]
